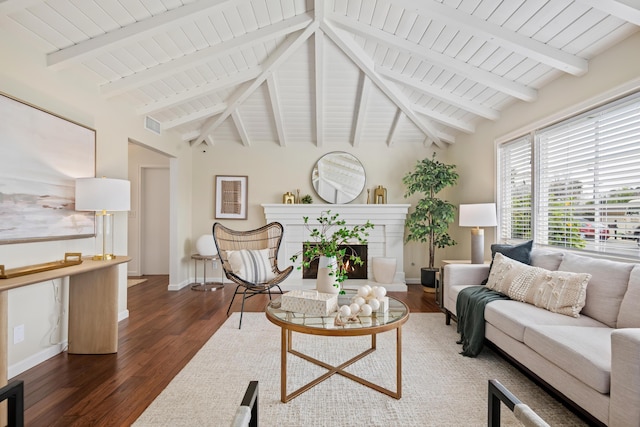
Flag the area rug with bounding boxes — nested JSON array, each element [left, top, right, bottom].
[[127, 278, 147, 288], [133, 313, 587, 426]]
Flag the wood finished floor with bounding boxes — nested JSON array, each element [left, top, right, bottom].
[[15, 276, 441, 426]]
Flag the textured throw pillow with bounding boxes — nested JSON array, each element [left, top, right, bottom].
[[481, 240, 534, 285], [227, 249, 276, 283], [486, 253, 591, 318]]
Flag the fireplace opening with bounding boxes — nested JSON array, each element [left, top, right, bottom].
[[302, 244, 368, 279]]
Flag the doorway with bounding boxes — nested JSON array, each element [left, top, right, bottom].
[[141, 167, 169, 274]]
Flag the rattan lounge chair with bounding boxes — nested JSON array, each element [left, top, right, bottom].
[[213, 222, 293, 328]]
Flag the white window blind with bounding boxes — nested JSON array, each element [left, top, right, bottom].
[[498, 135, 532, 241], [498, 91, 640, 259]]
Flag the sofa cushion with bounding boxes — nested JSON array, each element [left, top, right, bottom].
[[523, 325, 612, 394], [558, 252, 633, 328], [618, 265, 640, 328], [486, 253, 590, 317], [481, 240, 533, 285], [227, 249, 275, 283], [530, 249, 564, 271], [485, 300, 605, 343]]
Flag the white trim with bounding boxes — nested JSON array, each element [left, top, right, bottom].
[[496, 77, 640, 144], [8, 342, 67, 379]]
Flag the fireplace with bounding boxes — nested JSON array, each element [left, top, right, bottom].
[[302, 244, 368, 279], [262, 203, 410, 291]]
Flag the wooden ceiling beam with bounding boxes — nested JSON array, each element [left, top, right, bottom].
[[47, 0, 236, 70], [575, 0, 640, 26], [321, 21, 444, 146], [393, 0, 588, 76], [101, 13, 312, 97], [330, 14, 536, 102]]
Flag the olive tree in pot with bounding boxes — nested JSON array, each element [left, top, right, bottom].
[[403, 153, 459, 288]]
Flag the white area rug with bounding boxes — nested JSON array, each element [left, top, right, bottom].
[[134, 313, 587, 426]]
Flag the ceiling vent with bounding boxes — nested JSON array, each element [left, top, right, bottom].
[[144, 116, 161, 135]]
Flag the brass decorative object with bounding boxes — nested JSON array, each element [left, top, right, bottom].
[[283, 192, 295, 204], [0, 253, 83, 279], [373, 185, 387, 204]]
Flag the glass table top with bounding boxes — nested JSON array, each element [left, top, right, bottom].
[[265, 292, 409, 335]]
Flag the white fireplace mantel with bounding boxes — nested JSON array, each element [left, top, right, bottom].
[[263, 204, 410, 291]]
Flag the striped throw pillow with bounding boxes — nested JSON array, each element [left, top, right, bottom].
[[227, 249, 276, 284]]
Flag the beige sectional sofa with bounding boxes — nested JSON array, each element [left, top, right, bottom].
[[442, 248, 640, 427]]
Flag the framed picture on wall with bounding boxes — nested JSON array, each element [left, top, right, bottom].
[[215, 175, 248, 220], [0, 92, 96, 244]]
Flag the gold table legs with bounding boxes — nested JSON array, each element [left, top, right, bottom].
[[279, 327, 402, 403]]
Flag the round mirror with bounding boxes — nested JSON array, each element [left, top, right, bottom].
[[311, 152, 366, 204]]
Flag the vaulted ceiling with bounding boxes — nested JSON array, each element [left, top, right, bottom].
[[1, 0, 639, 149]]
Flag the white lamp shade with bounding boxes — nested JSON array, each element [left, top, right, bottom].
[[196, 234, 217, 256], [75, 177, 131, 211], [459, 203, 497, 227]]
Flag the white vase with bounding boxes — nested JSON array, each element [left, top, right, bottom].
[[316, 256, 340, 294], [372, 257, 397, 284]]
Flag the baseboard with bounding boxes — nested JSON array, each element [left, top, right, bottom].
[[168, 279, 191, 291], [9, 342, 67, 379], [118, 309, 129, 322], [406, 278, 421, 285]]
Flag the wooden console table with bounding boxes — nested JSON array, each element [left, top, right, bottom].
[[0, 256, 131, 414]]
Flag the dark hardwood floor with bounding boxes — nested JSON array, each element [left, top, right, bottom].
[[15, 277, 440, 426]]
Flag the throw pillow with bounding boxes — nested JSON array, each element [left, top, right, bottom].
[[486, 253, 591, 318], [481, 240, 534, 285], [227, 249, 276, 284]]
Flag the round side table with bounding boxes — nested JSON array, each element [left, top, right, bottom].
[[190, 254, 224, 291]]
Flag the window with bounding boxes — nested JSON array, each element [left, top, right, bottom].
[[498, 91, 640, 259]]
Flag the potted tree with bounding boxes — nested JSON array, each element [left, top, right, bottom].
[[403, 153, 459, 288], [290, 211, 374, 293]]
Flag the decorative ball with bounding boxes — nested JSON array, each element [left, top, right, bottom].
[[339, 305, 351, 316], [349, 303, 361, 315], [358, 285, 371, 297], [368, 298, 380, 310], [374, 286, 387, 299], [354, 296, 366, 306], [196, 234, 217, 256], [360, 304, 372, 316]]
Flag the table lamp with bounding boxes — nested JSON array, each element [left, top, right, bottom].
[[459, 203, 497, 264], [75, 177, 131, 260]]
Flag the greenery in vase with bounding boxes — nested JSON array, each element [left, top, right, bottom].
[[403, 152, 459, 270], [290, 211, 374, 292], [301, 194, 313, 204]]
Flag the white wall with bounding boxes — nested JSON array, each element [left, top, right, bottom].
[[0, 31, 192, 376], [442, 31, 640, 264], [190, 144, 437, 280]]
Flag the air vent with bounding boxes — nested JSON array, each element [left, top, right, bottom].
[[144, 116, 161, 135]]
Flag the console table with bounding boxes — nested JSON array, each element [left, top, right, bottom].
[[0, 256, 131, 406]]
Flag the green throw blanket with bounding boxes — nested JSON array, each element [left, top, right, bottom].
[[456, 285, 510, 357]]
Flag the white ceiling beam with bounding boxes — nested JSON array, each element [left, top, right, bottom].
[[321, 21, 443, 146], [231, 111, 251, 147], [101, 13, 312, 97], [183, 130, 201, 143], [330, 15, 537, 102], [163, 103, 227, 130], [392, 0, 588, 76], [315, 28, 325, 148], [0, 0, 42, 13], [136, 67, 260, 115], [47, 0, 236, 70], [387, 110, 404, 147], [437, 131, 456, 144], [195, 22, 320, 146], [575, 0, 640, 27], [412, 104, 475, 134], [266, 75, 287, 147], [352, 75, 372, 147], [377, 66, 500, 120]]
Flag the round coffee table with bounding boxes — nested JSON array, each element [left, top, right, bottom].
[[265, 294, 409, 402]]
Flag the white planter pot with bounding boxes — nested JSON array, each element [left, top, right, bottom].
[[372, 257, 397, 284], [316, 256, 340, 294]]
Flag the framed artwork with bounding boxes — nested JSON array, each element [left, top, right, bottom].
[[0, 93, 96, 244], [215, 175, 248, 220]]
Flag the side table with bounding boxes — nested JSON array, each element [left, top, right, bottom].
[[190, 254, 224, 291]]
